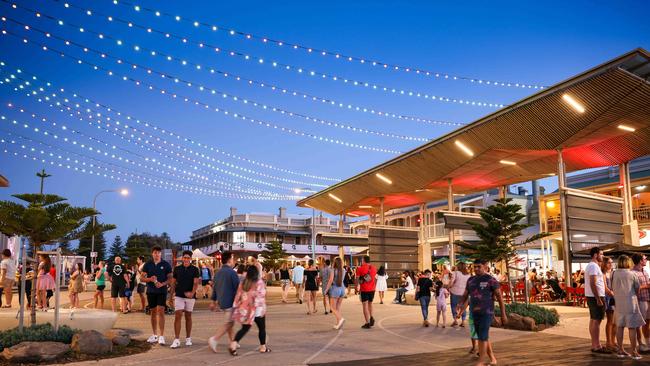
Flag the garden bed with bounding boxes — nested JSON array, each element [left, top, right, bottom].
[[493, 303, 560, 331], [0, 340, 151, 365]]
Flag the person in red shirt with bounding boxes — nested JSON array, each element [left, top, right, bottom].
[[355, 255, 377, 329]]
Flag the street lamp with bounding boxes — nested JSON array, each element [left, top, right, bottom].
[[295, 188, 317, 263], [91, 189, 129, 266]]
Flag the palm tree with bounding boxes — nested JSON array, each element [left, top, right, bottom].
[[0, 193, 115, 325]]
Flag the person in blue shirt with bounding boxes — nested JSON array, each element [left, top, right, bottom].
[[200, 263, 213, 299], [208, 251, 240, 353], [292, 262, 305, 304], [141, 246, 173, 345]]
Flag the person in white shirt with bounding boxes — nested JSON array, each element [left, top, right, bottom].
[[292, 262, 305, 304], [0, 249, 16, 308], [584, 247, 606, 353], [393, 271, 414, 304], [450, 262, 471, 327]]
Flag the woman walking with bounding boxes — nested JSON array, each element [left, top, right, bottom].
[[602, 256, 616, 352], [611, 255, 644, 359], [36, 254, 55, 311], [230, 265, 270, 355], [304, 260, 319, 314], [68, 263, 84, 309], [325, 257, 346, 329], [94, 261, 107, 309], [450, 262, 471, 327], [416, 270, 434, 327], [279, 262, 291, 303], [375, 266, 389, 304]]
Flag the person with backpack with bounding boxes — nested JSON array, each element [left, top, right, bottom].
[[355, 255, 377, 329]]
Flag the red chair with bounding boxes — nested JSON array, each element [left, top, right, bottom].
[[575, 287, 586, 307], [565, 287, 576, 306]]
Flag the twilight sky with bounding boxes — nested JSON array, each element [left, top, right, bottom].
[[0, 0, 648, 244]]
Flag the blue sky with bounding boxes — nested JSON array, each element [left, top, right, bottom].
[[0, 0, 648, 244]]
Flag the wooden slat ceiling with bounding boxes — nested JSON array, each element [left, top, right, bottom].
[[298, 48, 650, 216]]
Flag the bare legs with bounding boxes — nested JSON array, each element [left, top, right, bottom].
[[281, 282, 289, 303], [138, 292, 146, 311], [306, 291, 317, 314], [150, 306, 165, 336], [329, 296, 344, 327], [436, 308, 447, 327], [174, 311, 193, 340], [605, 311, 616, 349], [361, 300, 373, 324], [322, 293, 329, 313], [589, 319, 603, 350], [379, 291, 384, 304], [93, 289, 104, 309]]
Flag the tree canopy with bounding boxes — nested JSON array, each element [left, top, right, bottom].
[[260, 240, 287, 271]]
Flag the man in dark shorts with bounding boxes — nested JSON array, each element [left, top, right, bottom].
[[108, 256, 128, 313], [141, 246, 173, 345], [170, 250, 200, 349], [457, 258, 507, 366], [584, 247, 606, 353], [356, 255, 377, 329]]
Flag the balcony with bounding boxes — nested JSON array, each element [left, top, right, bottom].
[[546, 207, 650, 233], [425, 223, 478, 242], [634, 207, 650, 223]]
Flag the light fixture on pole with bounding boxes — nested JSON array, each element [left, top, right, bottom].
[[91, 188, 129, 266], [296, 188, 317, 262]]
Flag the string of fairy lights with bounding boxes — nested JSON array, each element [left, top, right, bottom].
[[4, 1, 507, 108], [103, 0, 545, 90]]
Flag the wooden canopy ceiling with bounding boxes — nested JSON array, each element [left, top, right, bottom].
[[297, 48, 650, 216]]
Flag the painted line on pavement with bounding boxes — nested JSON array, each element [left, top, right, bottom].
[[302, 329, 343, 365], [213, 350, 257, 365], [376, 313, 448, 350]]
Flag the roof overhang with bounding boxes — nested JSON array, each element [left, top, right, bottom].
[[298, 48, 650, 216], [0, 174, 8, 188]]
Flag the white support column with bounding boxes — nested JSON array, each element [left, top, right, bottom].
[[557, 149, 572, 288], [620, 162, 640, 246], [379, 197, 385, 225], [339, 214, 344, 234], [419, 203, 432, 271], [448, 179, 456, 265]]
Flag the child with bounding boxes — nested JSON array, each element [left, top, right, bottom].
[[436, 281, 449, 327]]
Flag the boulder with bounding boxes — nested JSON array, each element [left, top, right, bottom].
[[2, 341, 70, 363], [71, 330, 113, 355], [491, 316, 502, 327], [105, 329, 131, 346], [522, 316, 537, 331], [506, 313, 527, 330]]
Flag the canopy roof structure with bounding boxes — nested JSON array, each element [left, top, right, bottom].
[[298, 48, 650, 216], [0, 174, 8, 187]]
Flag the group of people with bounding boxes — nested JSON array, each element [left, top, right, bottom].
[[91, 256, 148, 313], [584, 246, 650, 360]]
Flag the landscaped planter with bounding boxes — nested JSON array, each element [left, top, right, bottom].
[[0, 309, 117, 333], [492, 303, 560, 331]]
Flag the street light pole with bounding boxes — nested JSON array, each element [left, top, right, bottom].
[[311, 208, 316, 262], [91, 189, 129, 266]]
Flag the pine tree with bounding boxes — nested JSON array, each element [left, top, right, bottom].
[[260, 240, 287, 271], [124, 233, 150, 263], [76, 220, 107, 268], [108, 235, 126, 261]]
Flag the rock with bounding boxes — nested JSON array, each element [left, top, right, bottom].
[[105, 329, 131, 346], [2, 341, 70, 363], [491, 316, 502, 327], [522, 316, 537, 331], [71, 330, 113, 355], [506, 313, 526, 330]]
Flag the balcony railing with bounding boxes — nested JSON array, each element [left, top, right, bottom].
[[634, 207, 650, 222]]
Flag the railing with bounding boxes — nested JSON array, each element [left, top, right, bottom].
[[427, 223, 448, 238], [634, 207, 650, 222], [546, 216, 562, 232]]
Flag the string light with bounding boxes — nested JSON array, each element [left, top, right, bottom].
[[0, 30, 403, 154], [15, 1, 508, 107], [0, 67, 339, 183], [103, 0, 545, 89], [3, 16, 428, 142]]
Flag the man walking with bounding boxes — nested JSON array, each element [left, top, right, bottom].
[[292, 261, 305, 304], [0, 249, 16, 308], [457, 259, 507, 366], [170, 250, 200, 349], [631, 253, 650, 351], [141, 246, 173, 345], [320, 259, 332, 314], [208, 252, 240, 353], [356, 255, 377, 329], [108, 256, 128, 313], [584, 246, 607, 353]]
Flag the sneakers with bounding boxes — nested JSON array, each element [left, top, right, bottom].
[[158, 336, 166, 345], [146, 335, 159, 343], [185, 338, 193, 347], [170, 339, 181, 349], [333, 318, 346, 330], [369, 316, 375, 327], [208, 336, 218, 353]]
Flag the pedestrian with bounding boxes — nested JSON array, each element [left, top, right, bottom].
[[602, 256, 616, 352], [320, 259, 332, 314], [279, 262, 291, 303], [416, 269, 433, 327], [435, 278, 449, 328], [230, 265, 270, 355], [15, 263, 34, 308], [456, 259, 507, 366], [0, 249, 16, 308], [612, 255, 644, 359], [304, 260, 319, 314], [36, 254, 55, 311], [136, 256, 147, 312], [325, 257, 346, 330], [584, 247, 607, 354], [631, 253, 650, 352], [450, 262, 471, 327], [375, 266, 388, 304], [208, 252, 240, 353], [94, 261, 107, 309], [200, 263, 213, 299], [356, 255, 377, 329], [68, 263, 84, 309], [170, 250, 200, 349], [393, 271, 413, 304], [344, 266, 355, 297], [292, 261, 305, 304], [108, 256, 128, 313], [124, 265, 137, 312], [142, 246, 173, 345]]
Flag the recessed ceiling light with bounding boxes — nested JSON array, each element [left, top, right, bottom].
[[347, 213, 359, 217], [375, 173, 392, 185], [358, 205, 373, 208], [636, 185, 647, 191], [328, 193, 342, 203], [499, 160, 516, 165], [562, 94, 585, 113], [546, 201, 556, 208], [618, 124, 635, 132], [573, 234, 587, 238], [455, 140, 474, 156]]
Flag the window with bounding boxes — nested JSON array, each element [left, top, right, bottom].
[[232, 231, 245, 243]]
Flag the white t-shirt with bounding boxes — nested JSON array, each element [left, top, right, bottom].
[[1, 258, 16, 280], [405, 276, 414, 291], [450, 271, 471, 296], [584, 261, 605, 297]]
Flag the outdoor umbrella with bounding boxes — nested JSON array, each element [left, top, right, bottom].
[[434, 257, 449, 265]]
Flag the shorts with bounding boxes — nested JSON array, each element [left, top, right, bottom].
[[472, 312, 492, 341], [640, 301, 650, 320], [96, 284, 106, 291], [137, 283, 146, 294], [111, 284, 127, 298], [587, 296, 605, 321], [468, 312, 478, 340], [281, 279, 290, 286], [202, 279, 210, 286], [221, 307, 234, 324], [436, 303, 447, 312], [329, 285, 345, 299], [147, 292, 167, 308], [124, 289, 133, 299], [360, 291, 375, 303], [174, 296, 196, 312]]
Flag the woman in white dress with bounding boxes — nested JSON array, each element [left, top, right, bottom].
[[375, 266, 389, 304], [611, 255, 645, 359]]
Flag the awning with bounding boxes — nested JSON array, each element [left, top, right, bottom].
[[0, 174, 8, 188], [298, 48, 650, 216], [284, 230, 311, 236], [192, 249, 210, 259]]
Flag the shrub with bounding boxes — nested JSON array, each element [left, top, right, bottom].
[[496, 303, 560, 326], [0, 323, 78, 351]]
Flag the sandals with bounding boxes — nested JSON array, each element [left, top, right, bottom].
[[591, 347, 610, 354], [260, 347, 272, 353], [228, 347, 238, 356]]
